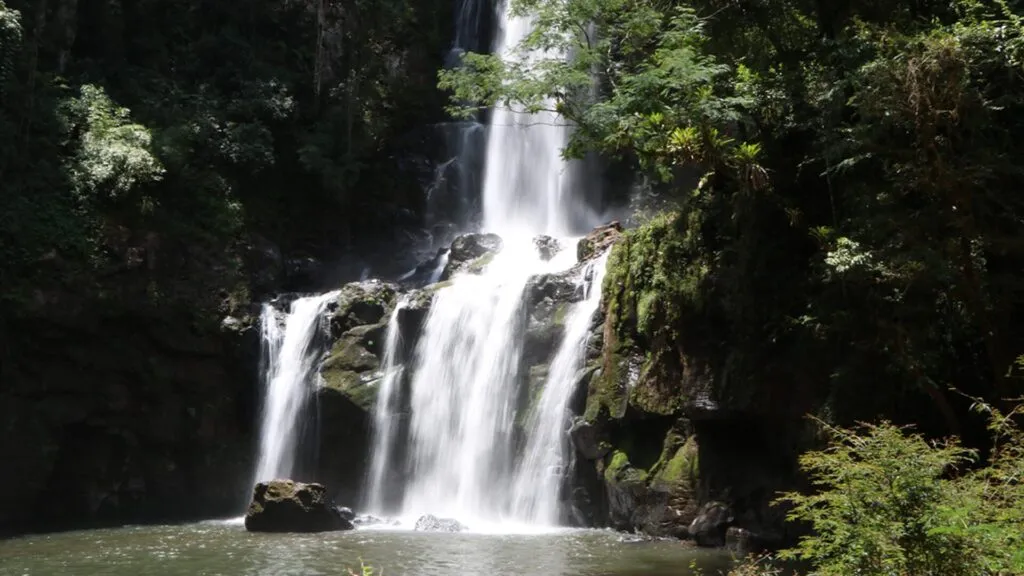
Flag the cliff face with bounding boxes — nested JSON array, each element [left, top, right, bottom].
[[568, 215, 815, 548], [0, 303, 259, 530], [0, 0, 456, 533]]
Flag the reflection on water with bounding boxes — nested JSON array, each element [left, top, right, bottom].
[[0, 521, 735, 576]]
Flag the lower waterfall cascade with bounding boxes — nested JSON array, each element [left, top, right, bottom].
[[395, 241, 604, 526], [253, 291, 340, 484]]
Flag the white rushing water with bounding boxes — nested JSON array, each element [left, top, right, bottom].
[[400, 244, 578, 522], [367, 0, 607, 528], [482, 3, 579, 237], [364, 299, 408, 514], [253, 292, 338, 483], [509, 252, 609, 524]]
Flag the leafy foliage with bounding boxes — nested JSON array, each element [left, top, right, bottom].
[[0, 0, 451, 317], [447, 0, 1024, 428], [440, 0, 756, 181], [778, 421, 980, 575], [775, 406, 1024, 576], [65, 84, 164, 208]]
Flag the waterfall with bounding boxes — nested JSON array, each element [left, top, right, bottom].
[[398, 244, 574, 521], [362, 0, 604, 527], [509, 252, 610, 524], [253, 292, 338, 483], [481, 2, 580, 237], [364, 299, 408, 514]]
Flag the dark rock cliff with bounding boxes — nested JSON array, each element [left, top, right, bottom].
[[568, 216, 809, 548], [0, 305, 258, 531]]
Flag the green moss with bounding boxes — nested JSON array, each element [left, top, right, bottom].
[[466, 252, 496, 274], [651, 436, 699, 490], [584, 357, 629, 422], [320, 368, 377, 411], [552, 302, 570, 326], [323, 337, 379, 373], [604, 449, 648, 487], [588, 211, 711, 419], [333, 282, 398, 330]]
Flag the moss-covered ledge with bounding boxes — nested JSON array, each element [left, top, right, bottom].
[[585, 211, 717, 422]]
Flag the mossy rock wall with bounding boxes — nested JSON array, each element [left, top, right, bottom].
[[570, 213, 808, 544]]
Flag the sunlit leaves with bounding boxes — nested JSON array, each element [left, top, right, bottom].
[[65, 85, 164, 209], [440, 0, 751, 179], [777, 411, 1024, 576], [0, 1, 20, 95]]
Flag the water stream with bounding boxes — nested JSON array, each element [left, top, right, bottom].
[[364, 299, 408, 514], [251, 0, 608, 532], [510, 252, 610, 524], [253, 292, 339, 483], [0, 523, 734, 576], [398, 243, 581, 524]]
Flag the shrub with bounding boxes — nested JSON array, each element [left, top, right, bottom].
[[775, 405, 1024, 576]]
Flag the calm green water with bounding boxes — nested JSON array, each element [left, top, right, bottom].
[[0, 520, 735, 576]]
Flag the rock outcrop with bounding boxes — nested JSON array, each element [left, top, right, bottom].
[[576, 221, 623, 262], [567, 214, 805, 547], [245, 479, 354, 532], [440, 233, 503, 280], [316, 280, 400, 505]]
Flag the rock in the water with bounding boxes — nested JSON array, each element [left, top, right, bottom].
[[441, 233, 503, 280], [533, 235, 563, 261], [688, 501, 734, 547], [244, 479, 354, 532], [414, 514, 466, 532], [577, 221, 623, 262], [725, 525, 782, 555]]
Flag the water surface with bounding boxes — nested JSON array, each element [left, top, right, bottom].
[[0, 521, 735, 576]]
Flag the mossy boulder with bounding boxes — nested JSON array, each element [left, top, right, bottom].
[[244, 479, 353, 532], [318, 321, 390, 412], [588, 429, 701, 537], [601, 450, 649, 528], [440, 233, 503, 280], [329, 280, 398, 336], [316, 294, 398, 506], [585, 212, 717, 422]]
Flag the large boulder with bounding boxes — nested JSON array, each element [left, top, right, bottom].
[[245, 479, 354, 532], [440, 233, 503, 280], [317, 297, 396, 505]]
